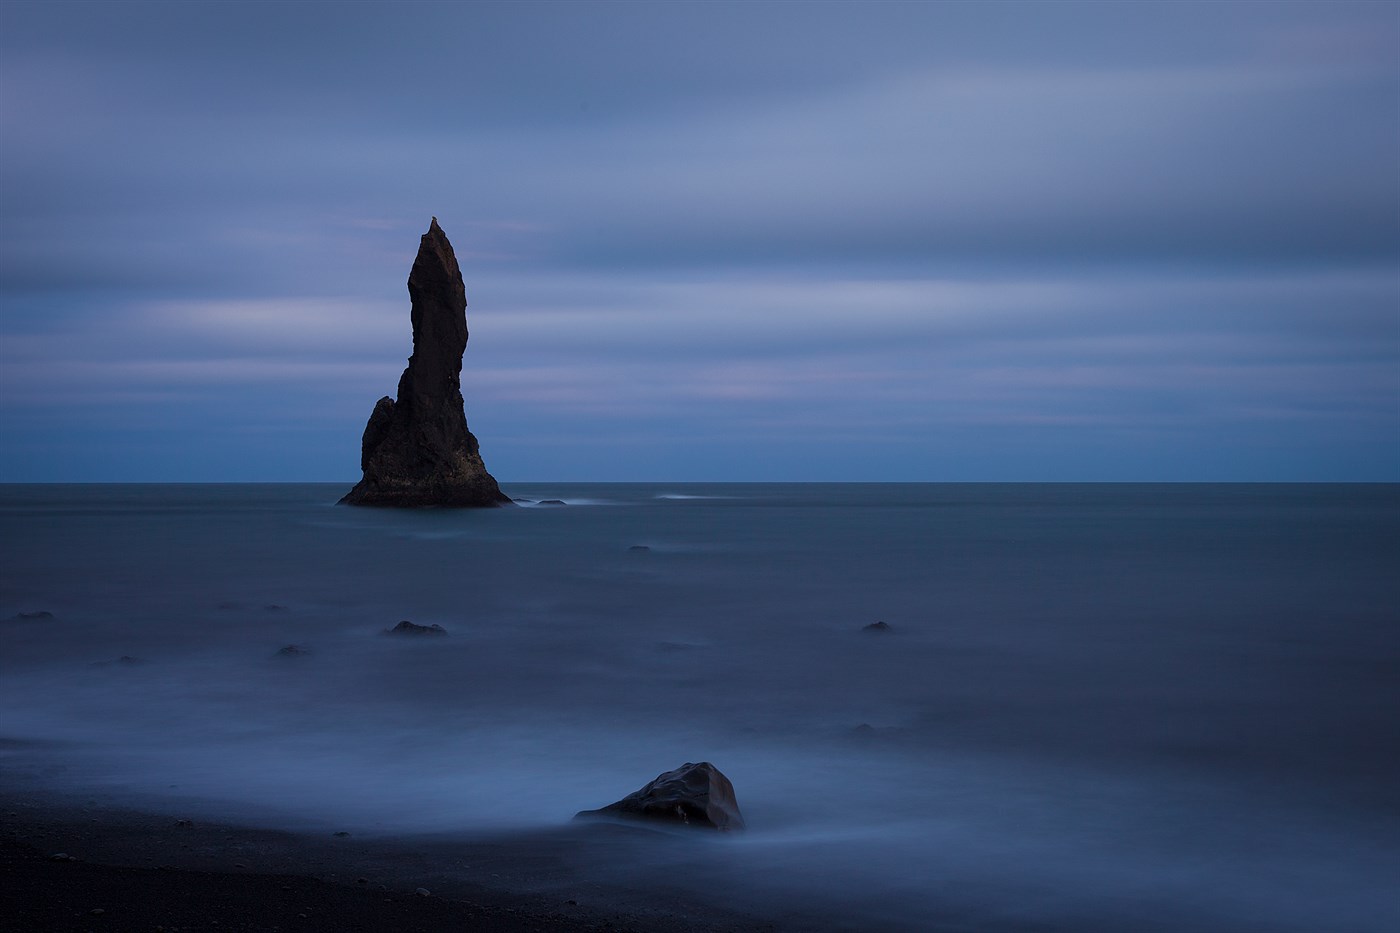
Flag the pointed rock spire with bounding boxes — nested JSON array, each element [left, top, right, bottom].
[[340, 218, 509, 507]]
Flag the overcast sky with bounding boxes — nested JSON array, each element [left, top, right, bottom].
[[1, 0, 1396, 482]]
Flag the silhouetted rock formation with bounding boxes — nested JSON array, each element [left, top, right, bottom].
[[384, 620, 447, 637], [92, 656, 147, 667], [341, 218, 509, 508], [575, 761, 745, 831]]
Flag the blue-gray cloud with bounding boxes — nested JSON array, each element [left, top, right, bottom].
[[1, 0, 1396, 481]]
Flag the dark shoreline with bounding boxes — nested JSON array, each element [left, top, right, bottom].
[[1, 793, 777, 933]]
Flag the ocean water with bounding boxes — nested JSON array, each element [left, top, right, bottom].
[[1, 483, 1397, 931]]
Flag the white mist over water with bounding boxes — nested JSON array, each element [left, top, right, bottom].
[[2, 483, 1397, 931]]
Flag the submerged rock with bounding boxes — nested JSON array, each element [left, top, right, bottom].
[[575, 761, 745, 831], [384, 620, 447, 637], [849, 722, 902, 742], [538, 499, 567, 506], [655, 641, 706, 654], [92, 656, 147, 667], [849, 723, 884, 744], [10, 610, 54, 621], [628, 545, 651, 552], [340, 218, 510, 508], [274, 644, 311, 658], [863, 621, 893, 633]]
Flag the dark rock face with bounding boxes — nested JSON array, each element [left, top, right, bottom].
[[341, 218, 510, 508], [384, 620, 447, 637], [575, 761, 745, 831], [92, 656, 147, 667]]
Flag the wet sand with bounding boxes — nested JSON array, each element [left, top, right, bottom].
[[1, 793, 777, 933]]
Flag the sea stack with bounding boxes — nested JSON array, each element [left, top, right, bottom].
[[340, 218, 510, 507]]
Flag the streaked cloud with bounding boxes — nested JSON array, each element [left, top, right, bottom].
[[0, 0, 1395, 481]]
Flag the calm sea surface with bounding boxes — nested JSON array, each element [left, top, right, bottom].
[[2, 483, 1397, 931]]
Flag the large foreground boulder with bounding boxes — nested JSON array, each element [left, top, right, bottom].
[[340, 218, 510, 508], [575, 761, 745, 831]]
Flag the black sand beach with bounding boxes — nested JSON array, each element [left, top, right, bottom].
[[2, 793, 773, 933]]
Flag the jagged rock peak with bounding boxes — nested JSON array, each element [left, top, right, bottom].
[[340, 218, 510, 508]]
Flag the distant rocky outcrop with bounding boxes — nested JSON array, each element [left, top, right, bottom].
[[92, 656, 147, 667], [341, 218, 510, 508], [575, 761, 745, 831], [384, 620, 447, 637]]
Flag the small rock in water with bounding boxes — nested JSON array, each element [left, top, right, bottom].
[[575, 761, 745, 831], [538, 499, 567, 506], [415, 887, 432, 897], [850, 723, 884, 743], [174, 819, 193, 827], [12, 610, 54, 621], [862, 621, 893, 633], [274, 644, 311, 658], [628, 545, 651, 552], [92, 656, 148, 667], [333, 831, 351, 837], [384, 620, 448, 637], [263, 604, 287, 612]]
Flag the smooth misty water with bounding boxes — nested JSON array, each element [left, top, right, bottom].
[[1, 483, 1397, 931]]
